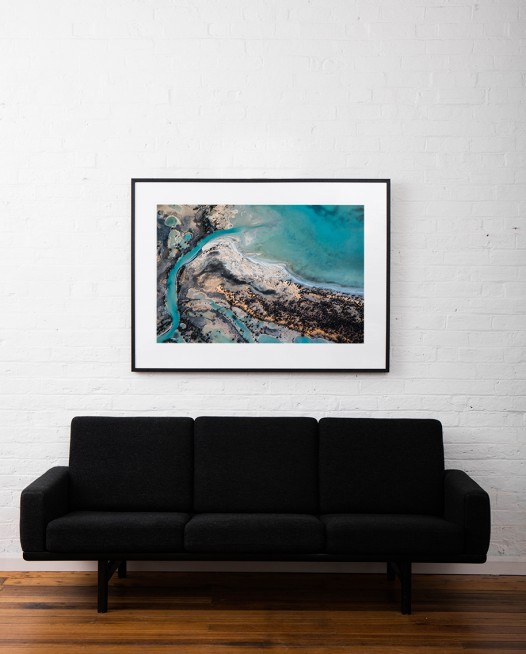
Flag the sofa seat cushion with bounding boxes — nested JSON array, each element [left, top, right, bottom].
[[185, 514, 324, 553], [46, 511, 190, 553], [322, 514, 464, 555]]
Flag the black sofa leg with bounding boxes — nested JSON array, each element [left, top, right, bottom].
[[399, 561, 412, 615], [118, 560, 127, 578], [388, 561, 412, 614], [97, 560, 109, 613], [97, 559, 122, 613]]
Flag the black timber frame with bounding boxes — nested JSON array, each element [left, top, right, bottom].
[[97, 559, 127, 613], [96, 557, 412, 615], [25, 552, 486, 614]]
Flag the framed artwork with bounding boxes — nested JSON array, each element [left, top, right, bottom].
[[132, 178, 390, 371]]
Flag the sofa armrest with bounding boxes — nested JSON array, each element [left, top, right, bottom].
[[20, 467, 70, 552], [444, 469, 491, 556]]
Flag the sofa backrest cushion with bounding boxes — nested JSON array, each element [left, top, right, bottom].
[[319, 418, 444, 515], [69, 416, 193, 511], [194, 417, 318, 513]]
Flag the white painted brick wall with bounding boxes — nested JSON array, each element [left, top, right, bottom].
[[0, 0, 525, 570]]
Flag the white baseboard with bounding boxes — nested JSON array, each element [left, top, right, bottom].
[[1, 556, 525, 575]]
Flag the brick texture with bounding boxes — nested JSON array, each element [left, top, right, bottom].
[[0, 0, 525, 566]]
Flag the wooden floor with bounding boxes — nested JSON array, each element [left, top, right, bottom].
[[0, 572, 525, 653]]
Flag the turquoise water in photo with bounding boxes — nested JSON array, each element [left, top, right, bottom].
[[158, 226, 242, 342], [233, 205, 364, 292], [158, 205, 364, 343]]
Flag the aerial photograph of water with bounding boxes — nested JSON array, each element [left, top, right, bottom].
[[157, 204, 364, 344]]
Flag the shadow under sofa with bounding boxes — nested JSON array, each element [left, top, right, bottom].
[[20, 416, 491, 613]]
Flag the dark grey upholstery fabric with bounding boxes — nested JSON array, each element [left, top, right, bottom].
[[444, 469, 491, 554], [322, 514, 463, 554], [46, 511, 190, 553], [69, 417, 193, 511], [319, 418, 445, 515], [185, 513, 324, 553], [194, 417, 319, 512], [20, 467, 70, 552], [19, 416, 491, 565]]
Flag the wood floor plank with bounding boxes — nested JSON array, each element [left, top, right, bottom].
[[0, 572, 524, 653], [0, 648, 468, 654]]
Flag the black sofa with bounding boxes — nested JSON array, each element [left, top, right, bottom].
[[20, 416, 490, 613]]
